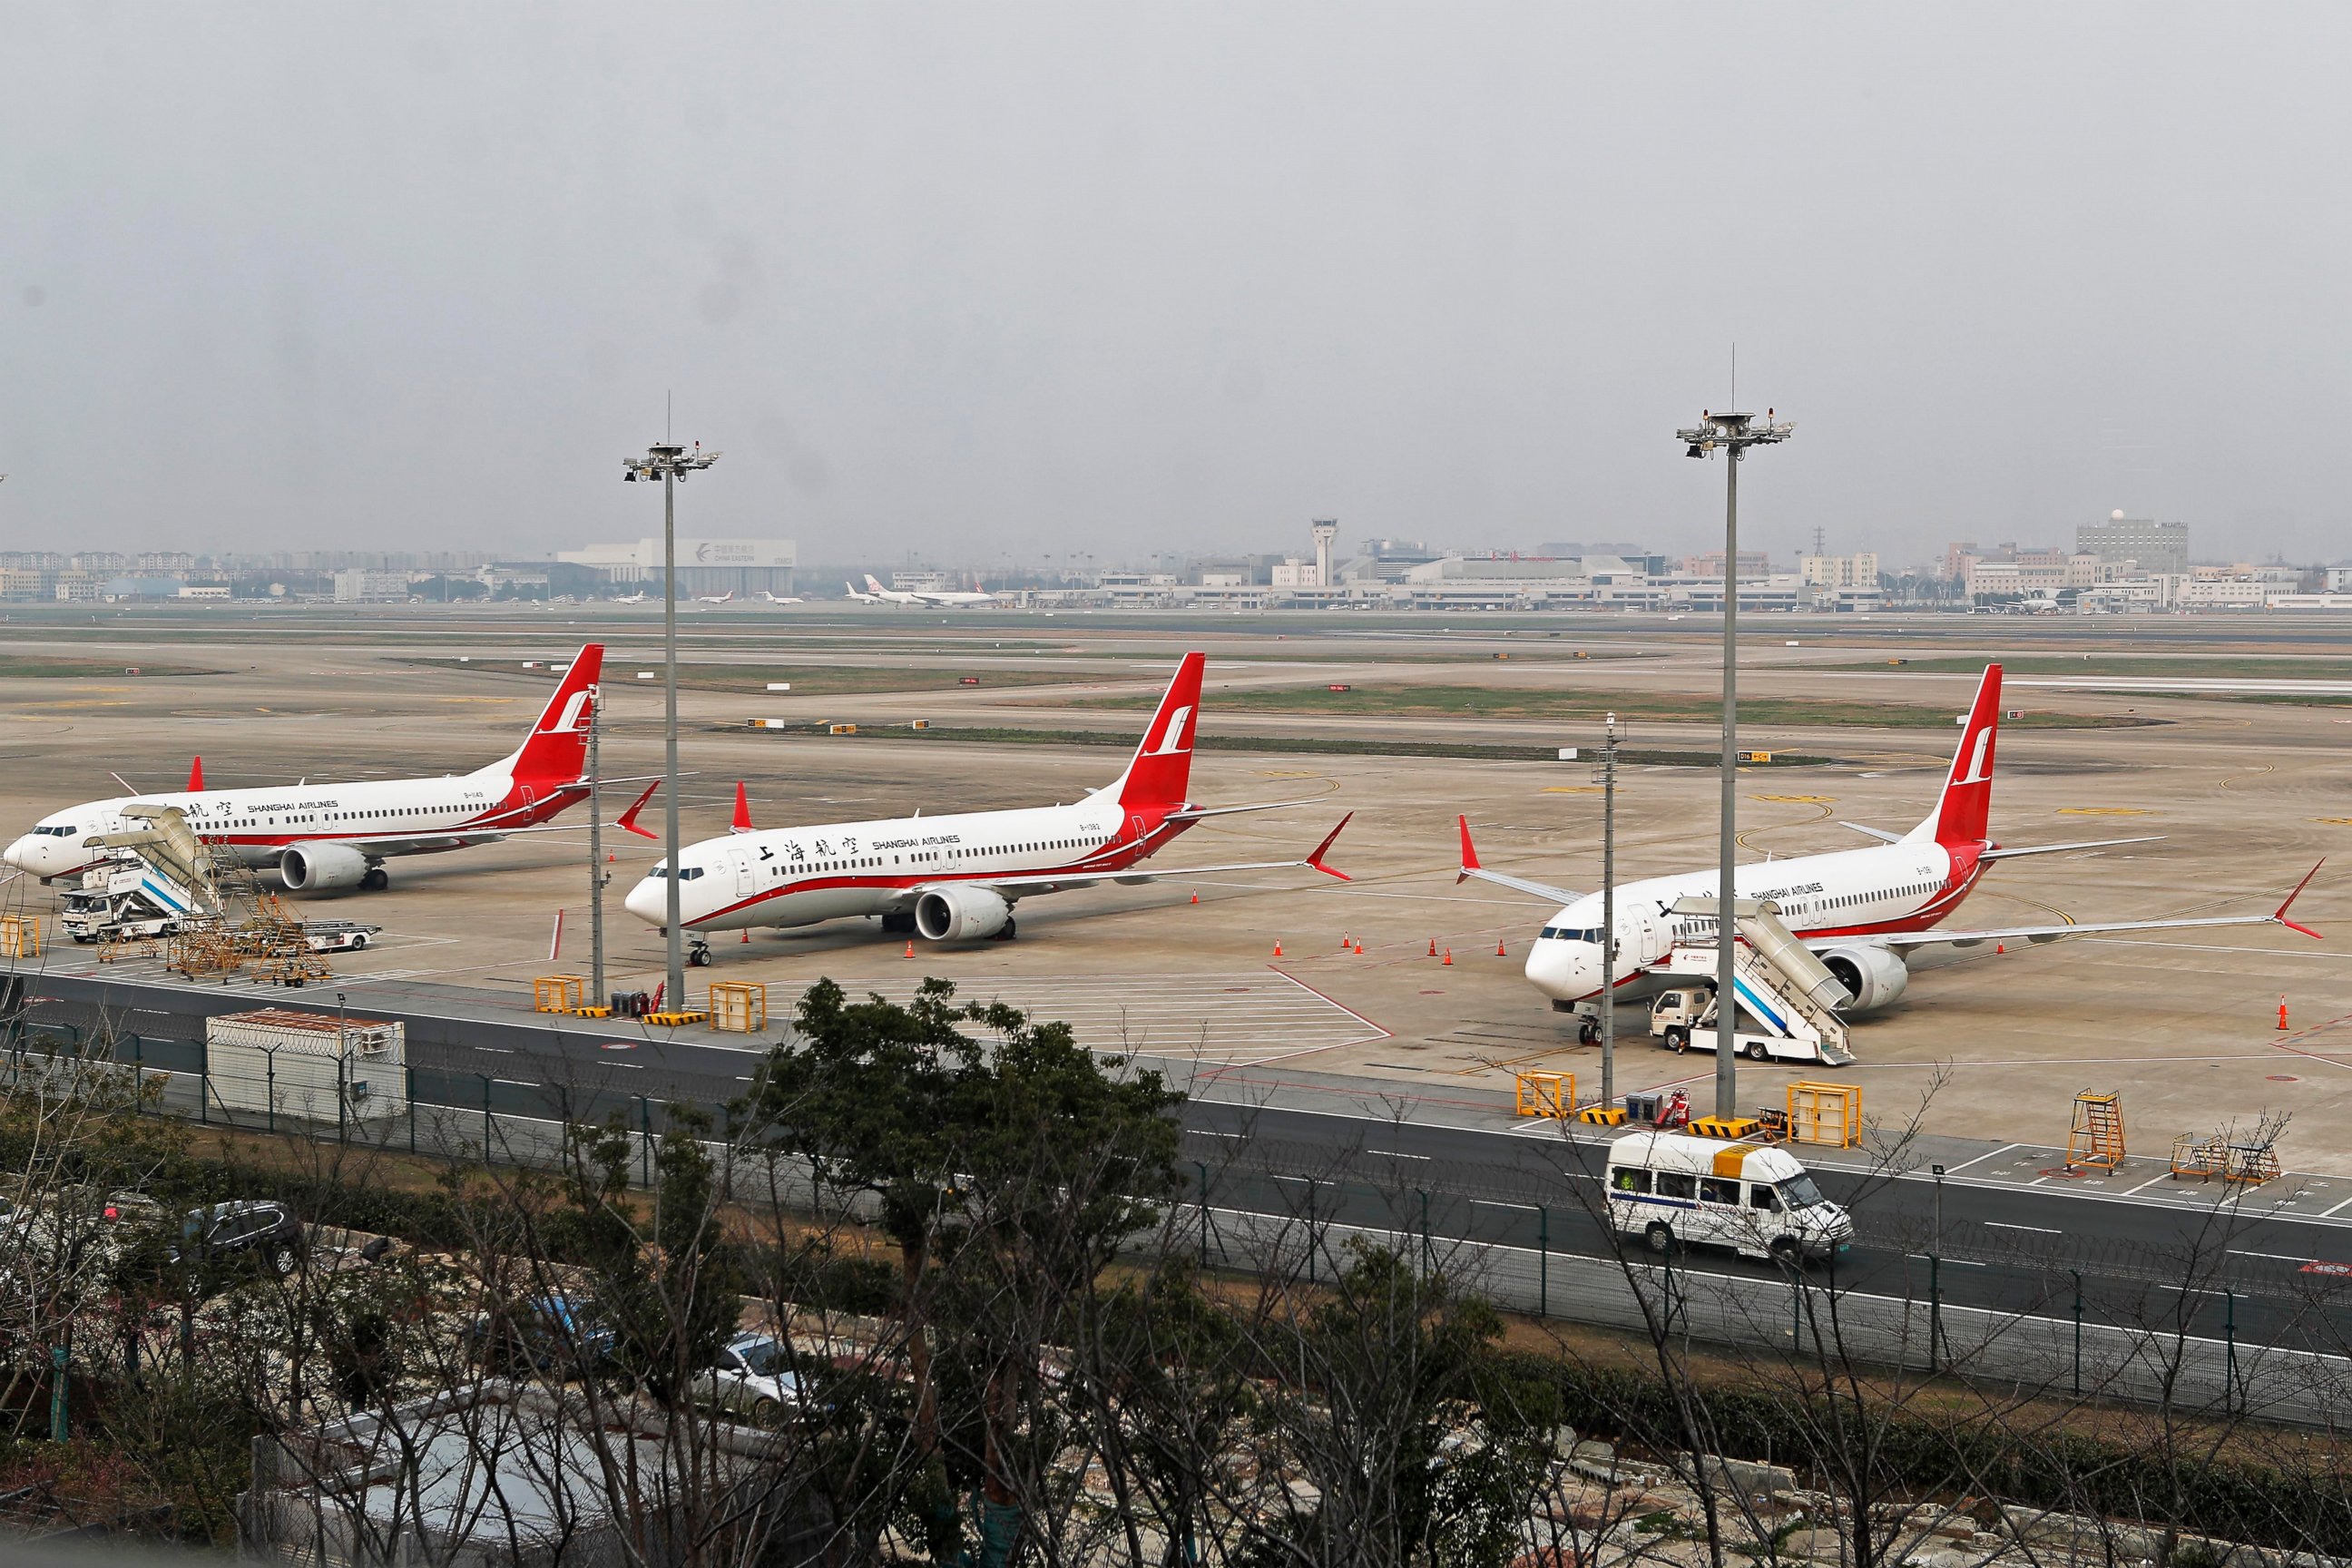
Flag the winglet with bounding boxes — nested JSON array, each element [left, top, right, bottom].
[[1308, 813, 1353, 881], [616, 780, 662, 841], [1456, 815, 1482, 883], [730, 782, 754, 835], [188, 757, 203, 792], [2274, 858, 2326, 940]]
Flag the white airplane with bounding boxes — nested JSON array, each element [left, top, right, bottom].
[[622, 652, 1349, 960], [5, 647, 612, 895], [693, 591, 736, 605], [848, 573, 997, 608], [1462, 663, 2323, 1024], [758, 591, 804, 604], [613, 593, 649, 605]]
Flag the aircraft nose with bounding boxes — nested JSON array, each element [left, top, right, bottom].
[[623, 877, 663, 926], [1524, 938, 1597, 1001], [1, 837, 29, 872]]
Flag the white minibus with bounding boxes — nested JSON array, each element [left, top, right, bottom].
[[1604, 1131, 1854, 1263]]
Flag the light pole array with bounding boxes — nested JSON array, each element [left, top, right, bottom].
[[623, 439, 720, 1008], [1675, 407, 1794, 1118]]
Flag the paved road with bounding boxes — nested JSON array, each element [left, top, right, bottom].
[[21, 966, 2352, 1357]]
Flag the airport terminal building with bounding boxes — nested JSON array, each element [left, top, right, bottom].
[[557, 537, 797, 597]]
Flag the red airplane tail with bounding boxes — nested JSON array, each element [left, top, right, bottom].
[[1910, 663, 2002, 848], [1108, 652, 1205, 810], [505, 644, 604, 789]]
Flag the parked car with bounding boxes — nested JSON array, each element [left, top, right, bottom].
[[466, 1294, 616, 1377], [693, 1331, 807, 1423], [169, 1200, 305, 1279]]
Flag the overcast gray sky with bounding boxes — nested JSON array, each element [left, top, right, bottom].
[[5, 3, 2347, 568]]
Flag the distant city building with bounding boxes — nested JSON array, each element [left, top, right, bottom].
[[333, 569, 412, 603], [558, 537, 797, 596], [1800, 552, 1879, 589], [1681, 550, 1773, 578], [2077, 512, 2188, 574]]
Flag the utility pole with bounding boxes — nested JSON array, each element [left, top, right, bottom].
[[587, 680, 607, 1006], [622, 436, 720, 1008], [1676, 406, 1795, 1117], [1598, 711, 1619, 1108]]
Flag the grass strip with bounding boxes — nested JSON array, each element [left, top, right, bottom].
[[722, 720, 1833, 768]]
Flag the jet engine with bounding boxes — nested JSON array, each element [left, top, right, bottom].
[[914, 884, 1012, 941], [1818, 944, 1911, 1013], [280, 843, 370, 893]]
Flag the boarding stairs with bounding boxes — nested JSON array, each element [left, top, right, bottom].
[[1660, 897, 1856, 1066], [63, 806, 223, 942]]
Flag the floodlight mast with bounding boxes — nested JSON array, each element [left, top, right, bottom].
[[1672, 407, 1793, 1119], [622, 440, 721, 1009]]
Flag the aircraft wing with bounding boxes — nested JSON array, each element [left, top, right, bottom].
[[1455, 815, 1581, 905], [1847, 860, 2324, 953]]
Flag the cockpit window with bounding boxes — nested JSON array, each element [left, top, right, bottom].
[[1539, 926, 1605, 943]]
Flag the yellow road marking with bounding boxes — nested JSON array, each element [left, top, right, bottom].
[[1752, 794, 1832, 803], [2057, 808, 2154, 817], [1543, 786, 1603, 794], [1254, 769, 1325, 779], [2314, 818, 2352, 827]]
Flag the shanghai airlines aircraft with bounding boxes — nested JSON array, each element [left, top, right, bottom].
[[846, 573, 997, 608], [623, 652, 1348, 961], [1461, 664, 2322, 1018], [4, 647, 609, 894]]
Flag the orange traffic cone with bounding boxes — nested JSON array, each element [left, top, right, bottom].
[[1442, 947, 1454, 966], [2279, 995, 2290, 1031], [1995, 942, 2005, 955], [740, 929, 750, 943], [1495, 938, 1508, 957], [903, 940, 915, 959], [1191, 892, 1199, 905], [1427, 937, 1438, 957], [1354, 939, 1365, 955], [1272, 940, 1283, 957], [606, 853, 615, 863]]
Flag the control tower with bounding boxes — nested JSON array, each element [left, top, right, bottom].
[[1310, 519, 1338, 587]]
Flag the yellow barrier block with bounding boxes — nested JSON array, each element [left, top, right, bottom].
[[1691, 1114, 1763, 1141], [1576, 1104, 1628, 1126]]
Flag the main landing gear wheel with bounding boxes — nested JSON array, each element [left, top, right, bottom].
[[360, 867, 389, 892], [988, 918, 1018, 941], [1578, 1020, 1599, 1044], [687, 944, 713, 968]]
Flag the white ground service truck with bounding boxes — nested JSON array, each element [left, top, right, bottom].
[[58, 855, 211, 943], [1604, 1130, 1854, 1263]]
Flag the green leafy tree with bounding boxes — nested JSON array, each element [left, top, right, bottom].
[[751, 976, 1182, 1565]]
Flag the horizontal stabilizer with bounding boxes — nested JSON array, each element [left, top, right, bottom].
[[1979, 835, 2163, 860]]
